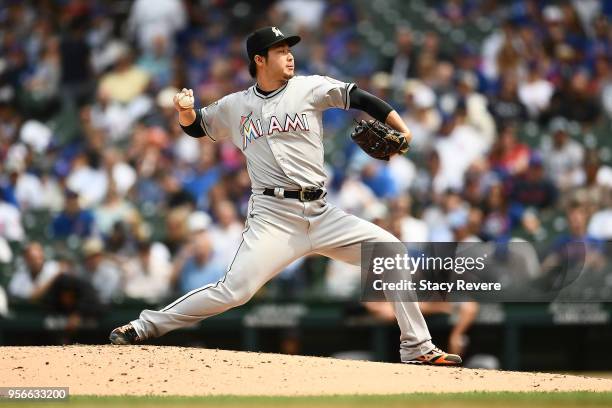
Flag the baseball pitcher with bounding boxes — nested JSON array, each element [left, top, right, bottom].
[[110, 26, 461, 366]]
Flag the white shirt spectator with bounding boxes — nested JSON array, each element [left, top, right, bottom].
[[325, 260, 360, 299], [330, 176, 379, 219], [0, 237, 12, 263], [111, 161, 137, 197], [399, 216, 429, 242], [19, 120, 52, 154], [422, 206, 453, 242], [278, 0, 325, 30], [209, 222, 244, 269], [67, 166, 109, 208], [465, 92, 496, 151], [128, 0, 187, 53], [597, 165, 612, 187], [518, 78, 554, 118], [90, 101, 133, 141], [90, 259, 123, 304], [124, 242, 172, 303], [387, 155, 416, 193], [174, 134, 201, 165], [435, 124, 486, 193], [14, 172, 44, 210], [39, 175, 65, 212], [541, 137, 584, 189], [0, 201, 25, 241], [587, 209, 612, 240], [8, 260, 61, 299]]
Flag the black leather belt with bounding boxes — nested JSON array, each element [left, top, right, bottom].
[[263, 187, 325, 202]]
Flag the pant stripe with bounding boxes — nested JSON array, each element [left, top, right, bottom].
[[160, 197, 254, 312]]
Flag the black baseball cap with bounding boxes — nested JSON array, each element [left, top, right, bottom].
[[246, 26, 301, 61]]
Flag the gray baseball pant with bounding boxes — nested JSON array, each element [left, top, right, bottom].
[[131, 194, 434, 360]]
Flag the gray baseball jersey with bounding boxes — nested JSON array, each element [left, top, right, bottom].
[[198, 75, 353, 190], [130, 75, 435, 361]]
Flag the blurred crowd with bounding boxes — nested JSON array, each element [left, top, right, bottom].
[[1, 0, 612, 321]]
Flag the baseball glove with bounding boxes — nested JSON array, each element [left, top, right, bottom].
[[350, 120, 410, 161]]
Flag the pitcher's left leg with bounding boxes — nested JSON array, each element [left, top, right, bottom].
[[309, 202, 461, 364]]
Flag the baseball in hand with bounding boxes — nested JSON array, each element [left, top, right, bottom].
[[177, 93, 194, 109]]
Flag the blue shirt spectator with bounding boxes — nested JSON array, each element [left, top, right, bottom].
[[175, 233, 225, 294], [51, 190, 95, 239]]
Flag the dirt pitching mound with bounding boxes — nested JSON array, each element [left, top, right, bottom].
[[1, 346, 611, 396]]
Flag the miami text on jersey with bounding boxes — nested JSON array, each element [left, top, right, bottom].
[[240, 112, 310, 150]]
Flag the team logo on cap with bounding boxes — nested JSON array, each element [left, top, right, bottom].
[[272, 27, 283, 37]]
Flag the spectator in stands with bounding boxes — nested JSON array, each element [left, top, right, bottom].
[[488, 74, 528, 124], [0, 187, 25, 242], [489, 123, 530, 178], [359, 160, 399, 199], [434, 109, 487, 193], [587, 207, 612, 241], [509, 153, 558, 210], [542, 203, 607, 280], [87, 87, 138, 142], [209, 201, 243, 269], [518, 61, 555, 119], [163, 206, 191, 256], [422, 190, 467, 242], [81, 238, 123, 304], [335, 34, 376, 79], [102, 148, 138, 197], [66, 149, 109, 207], [481, 183, 512, 241], [171, 233, 225, 294], [383, 26, 416, 89], [5, 155, 44, 211], [449, 207, 481, 242], [127, 0, 187, 54], [547, 70, 601, 125], [8, 242, 63, 301], [564, 150, 612, 216], [123, 240, 172, 303], [402, 82, 440, 154], [98, 42, 150, 105], [389, 195, 429, 242], [180, 144, 222, 210], [59, 16, 93, 108], [21, 36, 61, 118], [137, 35, 173, 91], [456, 71, 496, 151], [541, 117, 585, 191], [51, 189, 95, 240], [94, 181, 140, 236]]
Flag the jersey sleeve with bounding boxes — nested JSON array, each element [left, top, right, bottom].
[[310, 75, 355, 111], [199, 96, 232, 142]]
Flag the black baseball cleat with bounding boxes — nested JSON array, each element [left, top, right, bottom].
[[109, 323, 142, 345], [402, 347, 462, 366]]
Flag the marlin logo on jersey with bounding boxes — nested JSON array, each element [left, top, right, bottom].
[[240, 112, 310, 150], [240, 112, 264, 150]]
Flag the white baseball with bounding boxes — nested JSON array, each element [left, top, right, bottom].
[[178, 93, 194, 109]]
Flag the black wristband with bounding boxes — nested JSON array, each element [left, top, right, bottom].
[[180, 109, 206, 138], [349, 87, 394, 123]]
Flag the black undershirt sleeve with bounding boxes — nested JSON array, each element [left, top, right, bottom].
[[349, 87, 394, 123], [180, 109, 206, 138]]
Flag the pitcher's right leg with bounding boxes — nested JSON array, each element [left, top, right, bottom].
[[113, 198, 311, 342]]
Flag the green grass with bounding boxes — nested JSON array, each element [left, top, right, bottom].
[[1, 392, 612, 408]]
